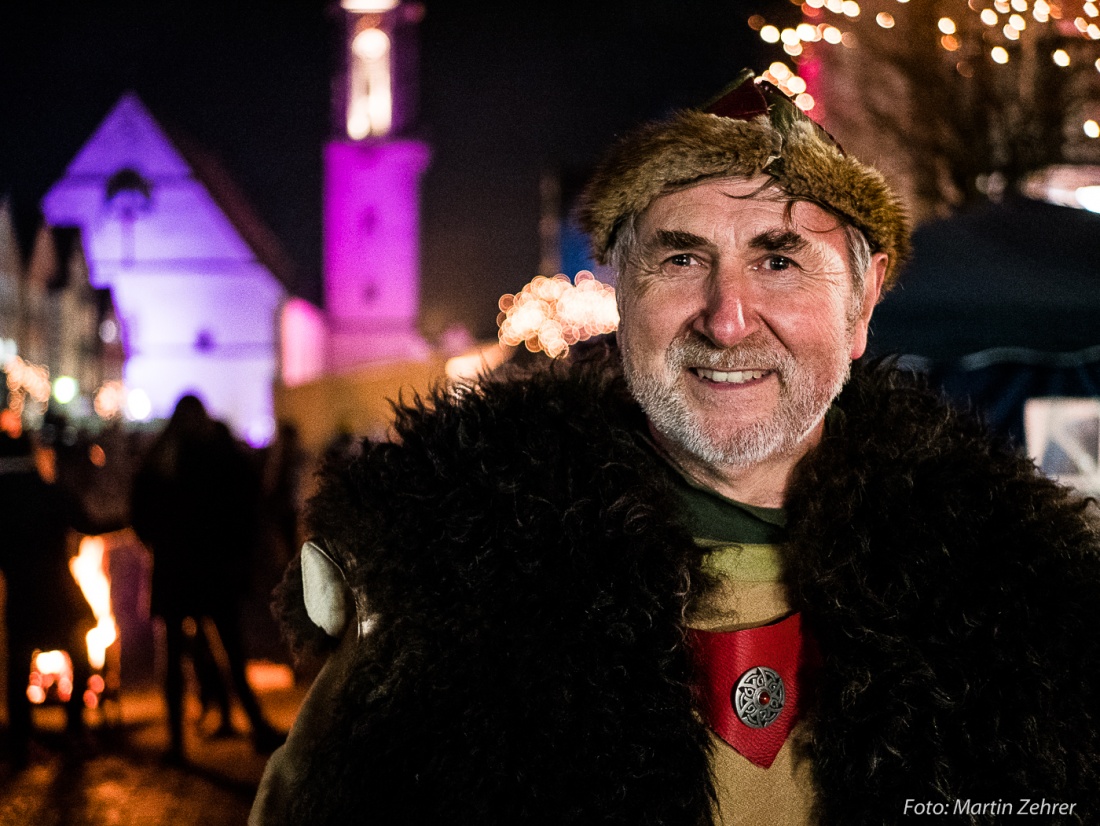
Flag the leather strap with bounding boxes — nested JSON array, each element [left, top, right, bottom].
[[689, 612, 816, 768]]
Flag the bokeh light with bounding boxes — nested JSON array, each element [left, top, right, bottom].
[[498, 271, 618, 359]]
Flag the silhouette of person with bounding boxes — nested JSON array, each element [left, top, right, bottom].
[[236, 421, 305, 666], [261, 422, 305, 565], [190, 616, 235, 737], [0, 432, 96, 768], [130, 394, 281, 762]]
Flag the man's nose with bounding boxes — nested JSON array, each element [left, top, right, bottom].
[[693, 272, 759, 348]]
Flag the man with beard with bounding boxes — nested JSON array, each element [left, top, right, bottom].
[[252, 72, 1099, 825], [613, 176, 883, 508]]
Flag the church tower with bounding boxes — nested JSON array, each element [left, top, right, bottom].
[[324, 0, 430, 370]]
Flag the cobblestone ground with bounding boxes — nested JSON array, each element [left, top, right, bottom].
[[0, 664, 305, 826]]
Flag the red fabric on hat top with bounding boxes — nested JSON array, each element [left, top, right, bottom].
[[689, 612, 816, 769], [704, 79, 770, 121]]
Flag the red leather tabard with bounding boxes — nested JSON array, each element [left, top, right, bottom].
[[689, 612, 815, 769]]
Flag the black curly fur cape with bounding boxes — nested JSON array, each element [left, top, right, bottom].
[[276, 353, 1100, 825]]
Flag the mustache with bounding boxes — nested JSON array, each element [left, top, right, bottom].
[[667, 332, 791, 372]]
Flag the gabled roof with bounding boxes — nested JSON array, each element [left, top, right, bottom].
[[44, 92, 296, 290], [62, 92, 189, 179]]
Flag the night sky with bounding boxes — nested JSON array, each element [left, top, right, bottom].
[[1, 1, 777, 341]]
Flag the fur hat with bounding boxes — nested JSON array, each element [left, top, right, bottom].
[[578, 70, 910, 289]]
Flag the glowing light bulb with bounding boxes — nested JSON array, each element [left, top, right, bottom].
[[52, 376, 77, 404], [1053, 49, 1071, 66], [769, 61, 792, 80], [125, 388, 152, 421], [938, 17, 957, 33], [352, 27, 389, 60], [1009, 13, 1026, 28], [842, 0, 860, 16], [760, 25, 780, 43], [797, 22, 819, 40], [94, 381, 125, 419], [1084, 120, 1100, 138], [1077, 185, 1100, 212], [982, 8, 999, 24], [341, 0, 397, 10], [877, 11, 895, 27], [823, 25, 843, 43], [991, 46, 1010, 63]]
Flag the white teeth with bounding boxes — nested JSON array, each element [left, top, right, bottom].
[[695, 368, 766, 384]]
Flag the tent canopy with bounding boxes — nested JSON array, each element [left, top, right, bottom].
[[868, 197, 1100, 362]]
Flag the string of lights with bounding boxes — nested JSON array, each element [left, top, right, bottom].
[[748, 0, 1100, 139], [497, 271, 619, 359], [2, 355, 153, 436]]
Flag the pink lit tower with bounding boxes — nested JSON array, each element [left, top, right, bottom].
[[324, 0, 431, 370]]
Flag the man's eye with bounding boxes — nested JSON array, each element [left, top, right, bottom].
[[762, 255, 795, 271], [665, 253, 698, 268]]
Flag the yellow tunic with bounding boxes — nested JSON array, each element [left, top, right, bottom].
[[687, 540, 817, 826]]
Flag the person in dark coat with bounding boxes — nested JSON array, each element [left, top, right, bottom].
[[0, 432, 96, 768], [131, 394, 281, 762], [252, 72, 1100, 824]]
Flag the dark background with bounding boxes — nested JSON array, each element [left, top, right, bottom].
[[0, 0, 772, 341]]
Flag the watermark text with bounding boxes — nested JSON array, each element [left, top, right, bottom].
[[902, 798, 1078, 817]]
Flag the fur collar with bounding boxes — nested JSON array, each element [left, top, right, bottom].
[[280, 353, 1099, 825], [786, 365, 1100, 823]]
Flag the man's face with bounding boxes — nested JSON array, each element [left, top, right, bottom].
[[617, 176, 885, 470]]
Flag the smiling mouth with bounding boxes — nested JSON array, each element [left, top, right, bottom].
[[692, 367, 770, 384]]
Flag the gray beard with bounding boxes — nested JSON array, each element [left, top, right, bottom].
[[622, 333, 851, 469]]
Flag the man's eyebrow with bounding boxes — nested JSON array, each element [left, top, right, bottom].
[[749, 228, 810, 255], [644, 229, 713, 253]]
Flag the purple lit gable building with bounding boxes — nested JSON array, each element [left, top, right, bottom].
[[40, 93, 287, 442]]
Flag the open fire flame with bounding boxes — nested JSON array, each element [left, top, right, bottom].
[[70, 535, 118, 670], [28, 534, 118, 708]]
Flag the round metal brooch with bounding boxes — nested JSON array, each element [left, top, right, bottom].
[[732, 666, 786, 729]]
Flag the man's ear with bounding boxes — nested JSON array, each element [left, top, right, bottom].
[[300, 541, 349, 638], [849, 251, 888, 360]]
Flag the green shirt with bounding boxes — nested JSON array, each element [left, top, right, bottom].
[[652, 444, 787, 583]]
